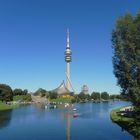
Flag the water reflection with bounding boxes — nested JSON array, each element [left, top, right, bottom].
[[34, 103, 45, 111], [66, 112, 71, 140], [0, 110, 12, 129], [33, 102, 72, 140], [0, 102, 133, 140]]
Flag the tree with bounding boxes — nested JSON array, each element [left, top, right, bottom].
[[23, 94, 32, 101], [45, 91, 50, 98], [41, 93, 46, 97], [109, 95, 116, 100], [49, 92, 58, 99], [85, 94, 91, 101], [23, 89, 28, 95], [91, 92, 100, 100], [13, 89, 23, 96], [101, 92, 109, 100], [0, 84, 13, 102], [72, 94, 80, 103], [78, 92, 86, 101], [112, 12, 140, 106], [34, 88, 47, 96], [112, 12, 140, 138]]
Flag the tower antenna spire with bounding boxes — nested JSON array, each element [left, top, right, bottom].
[[67, 28, 70, 48]]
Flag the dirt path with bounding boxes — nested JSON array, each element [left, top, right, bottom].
[[31, 95, 48, 104]]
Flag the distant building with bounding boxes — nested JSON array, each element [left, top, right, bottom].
[[81, 85, 89, 94]]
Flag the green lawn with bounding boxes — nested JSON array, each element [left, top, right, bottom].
[[13, 95, 24, 101], [50, 98, 72, 104], [0, 101, 17, 111], [110, 108, 133, 122], [0, 95, 31, 111], [13, 95, 32, 102]]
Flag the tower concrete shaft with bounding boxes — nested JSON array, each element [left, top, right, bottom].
[[65, 29, 72, 91], [66, 63, 70, 91]]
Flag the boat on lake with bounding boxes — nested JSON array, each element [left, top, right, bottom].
[[73, 113, 79, 118], [73, 108, 77, 111]]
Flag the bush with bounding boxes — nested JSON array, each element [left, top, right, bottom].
[[49, 92, 58, 99], [23, 94, 32, 101]]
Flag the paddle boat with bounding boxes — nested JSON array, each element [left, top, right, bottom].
[[73, 108, 77, 111], [73, 113, 79, 118]]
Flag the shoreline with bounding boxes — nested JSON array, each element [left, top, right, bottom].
[[110, 106, 140, 139], [0, 101, 18, 111]]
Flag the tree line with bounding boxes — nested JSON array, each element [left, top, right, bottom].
[[0, 84, 30, 103], [72, 91, 123, 103], [0, 83, 127, 104], [33, 88, 123, 102]]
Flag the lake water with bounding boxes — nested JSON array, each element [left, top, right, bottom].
[[0, 101, 133, 140]]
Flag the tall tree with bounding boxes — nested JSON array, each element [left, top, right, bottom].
[[112, 12, 140, 106]]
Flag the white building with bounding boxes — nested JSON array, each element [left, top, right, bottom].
[[81, 85, 89, 94]]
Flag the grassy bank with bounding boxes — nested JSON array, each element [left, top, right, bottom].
[[13, 95, 24, 101], [0, 95, 32, 111], [110, 107, 140, 139], [13, 94, 32, 102], [0, 101, 17, 111], [50, 97, 72, 104]]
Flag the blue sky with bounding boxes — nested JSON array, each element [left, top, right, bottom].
[[0, 0, 140, 94]]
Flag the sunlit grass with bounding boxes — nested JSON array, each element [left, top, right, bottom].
[[13, 95, 25, 101], [50, 98, 72, 104], [0, 101, 17, 111]]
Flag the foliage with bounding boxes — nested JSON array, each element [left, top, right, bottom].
[[23, 94, 32, 101], [34, 88, 49, 98], [91, 92, 100, 100], [13, 88, 28, 96], [85, 94, 91, 100], [23, 89, 28, 95], [13, 95, 24, 101], [34, 88, 46, 95], [109, 94, 129, 100], [40, 93, 46, 97], [78, 92, 85, 100], [112, 11, 140, 136], [78, 92, 86, 100], [49, 92, 58, 99], [112, 12, 140, 106], [0, 84, 13, 102], [13, 89, 22, 96], [109, 94, 116, 100], [71, 94, 80, 103], [77, 92, 91, 101], [13, 94, 32, 101], [101, 92, 109, 100]]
